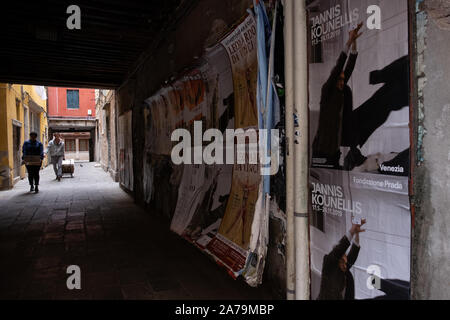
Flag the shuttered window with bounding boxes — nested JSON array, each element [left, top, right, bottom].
[[79, 139, 89, 152], [67, 90, 80, 109], [65, 139, 76, 152]]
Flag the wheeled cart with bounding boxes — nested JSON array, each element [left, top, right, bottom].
[[61, 159, 75, 178]]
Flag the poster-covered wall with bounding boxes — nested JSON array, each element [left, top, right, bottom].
[[142, 13, 265, 285], [307, 0, 411, 299], [206, 14, 261, 277], [118, 110, 134, 192]]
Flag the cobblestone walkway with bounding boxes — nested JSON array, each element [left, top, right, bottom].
[[0, 163, 274, 300]]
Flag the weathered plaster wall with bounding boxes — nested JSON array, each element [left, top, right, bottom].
[[412, 0, 450, 300], [1, 85, 26, 187], [109, 92, 118, 179], [0, 84, 10, 189], [97, 91, 119, 181]]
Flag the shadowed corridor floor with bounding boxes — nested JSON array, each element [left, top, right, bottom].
[[0, 163, 274, 300]]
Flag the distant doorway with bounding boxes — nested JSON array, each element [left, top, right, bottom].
[[106, 113, 111, 170], [12, 124, 21, 179]]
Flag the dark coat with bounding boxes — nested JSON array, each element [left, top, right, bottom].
[[317, 236, 360, 300], [312, 51, 358, 158], [22, 140, 44, 160]]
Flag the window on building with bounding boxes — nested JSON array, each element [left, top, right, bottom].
[[30, 111, 40, 138], [23, 107, 29, 139], [65, 139, 76, 152], [79, 139, 89, 152], [67, 90, 80, 109], [16, 99, 21, 121]]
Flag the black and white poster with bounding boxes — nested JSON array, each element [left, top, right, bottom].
[[307, 0, 411, 300]]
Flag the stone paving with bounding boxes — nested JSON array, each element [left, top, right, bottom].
[[0, 163, 275, 300]]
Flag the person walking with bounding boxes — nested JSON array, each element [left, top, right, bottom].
[[22, 132, 44, 193], [45, 133, 65, 181]]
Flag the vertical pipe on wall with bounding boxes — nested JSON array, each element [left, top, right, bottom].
[[283, 0, 296, 301], [292, 0, 310, 300]]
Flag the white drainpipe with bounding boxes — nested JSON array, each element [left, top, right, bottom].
[[283, 0, 296, 301], [292, 0, 310, 300]]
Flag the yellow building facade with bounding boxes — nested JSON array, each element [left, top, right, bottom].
[[0, 84, 49, 190]]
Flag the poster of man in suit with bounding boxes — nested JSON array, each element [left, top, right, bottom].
[[307, 0, 411, 300]]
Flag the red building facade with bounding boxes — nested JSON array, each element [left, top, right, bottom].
[[47, 87, 96, 118], [47, 87, 97, 161]]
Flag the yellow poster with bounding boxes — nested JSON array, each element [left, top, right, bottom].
[[221, 15, 258, 129], [218, 160, 260, 250], [214, 15, 260, 251]]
